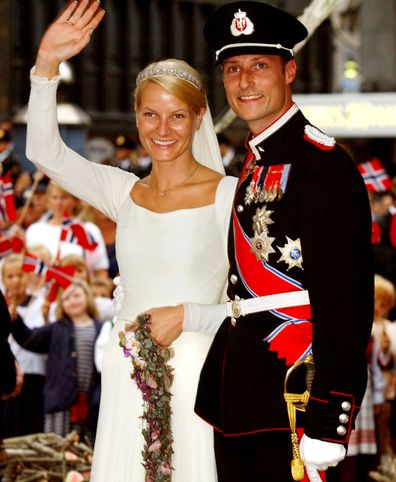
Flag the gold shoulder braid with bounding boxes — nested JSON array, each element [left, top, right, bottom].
[[283, 354, 315, 481]]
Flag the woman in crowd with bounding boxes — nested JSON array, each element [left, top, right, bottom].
[[24, 1, 237, 481], [25, 180, 109, 277]]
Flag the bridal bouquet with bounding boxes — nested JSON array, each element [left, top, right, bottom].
[[119, 313, 174, 482]]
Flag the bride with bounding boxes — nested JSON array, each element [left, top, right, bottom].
[[26, 1, 237, 481]]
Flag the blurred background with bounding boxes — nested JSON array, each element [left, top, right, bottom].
[[0, 0, 395, 174]]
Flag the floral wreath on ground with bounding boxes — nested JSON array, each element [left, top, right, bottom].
[[116, 278, 174, 482]]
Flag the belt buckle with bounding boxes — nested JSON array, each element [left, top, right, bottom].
[[230, 296, 242, 327]]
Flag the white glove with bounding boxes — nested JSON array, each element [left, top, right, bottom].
[[300, 434, 346, 481]]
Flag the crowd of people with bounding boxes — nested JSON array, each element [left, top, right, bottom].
[[0, 141, 118, 443], [1, 1, 395, 482]]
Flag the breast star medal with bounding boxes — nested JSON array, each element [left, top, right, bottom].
[[250, 206, 275, 261], [251, 231, 276, 261], [277, 237, 303, 271], [252, 206, 274, 234]]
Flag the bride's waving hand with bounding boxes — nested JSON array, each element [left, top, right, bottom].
[[36, 0, 105, 79]]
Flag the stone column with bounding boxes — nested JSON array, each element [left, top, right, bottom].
[[361, 0, 396, 92]]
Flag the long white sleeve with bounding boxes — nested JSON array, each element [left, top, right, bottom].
[[182, 302, 228, 334], [26, 69, 137, 222]]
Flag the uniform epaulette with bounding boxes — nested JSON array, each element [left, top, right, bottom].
[[303, 125, 336, 151]]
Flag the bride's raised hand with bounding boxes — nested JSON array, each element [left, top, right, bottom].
[[35, 0, 105, 79]]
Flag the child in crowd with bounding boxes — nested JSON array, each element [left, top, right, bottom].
[[1, 253, 46, 436], [372, 275, 396, 459], [58, 255, 114, 323], [90, 276, 113, 299], [61, 254, 91, 283], [9, 280, 102, 439]]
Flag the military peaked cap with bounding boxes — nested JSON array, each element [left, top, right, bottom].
[[204, 1, 308, 63]]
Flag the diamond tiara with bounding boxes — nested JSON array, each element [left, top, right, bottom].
[[136, 65, 201, 90]]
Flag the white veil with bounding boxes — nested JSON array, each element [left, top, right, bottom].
[[192, 102, 225, 175]]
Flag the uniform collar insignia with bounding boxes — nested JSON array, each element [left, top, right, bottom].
[[249, 104, 299, 160]]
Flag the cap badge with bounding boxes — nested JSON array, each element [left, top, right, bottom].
[[230, 9, 254, 37]]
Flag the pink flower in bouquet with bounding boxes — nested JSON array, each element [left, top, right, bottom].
[[149, 439, 162, 452], [65, 471, 84, 482], [160, 465, 172, 475]]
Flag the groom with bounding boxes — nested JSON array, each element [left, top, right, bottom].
[[195, 2, 373, 481]]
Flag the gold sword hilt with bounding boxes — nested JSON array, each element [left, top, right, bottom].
[[284, 354, 315, 481]]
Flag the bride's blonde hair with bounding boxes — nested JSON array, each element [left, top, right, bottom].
[[134, 59, 206, 115]]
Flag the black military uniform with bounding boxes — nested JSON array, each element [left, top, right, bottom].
[[195, 2, 373, 481]]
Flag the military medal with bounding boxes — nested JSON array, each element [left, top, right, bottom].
[[277, 237, 303, 270], [261, 164, 292, 202], [251, 231, 275, 261], [252, 206, 274, 234], [244, 163, 292, 205], [244, 166, 266, 205], [240, 152, 257, 184], [244, 180, 256, 205]]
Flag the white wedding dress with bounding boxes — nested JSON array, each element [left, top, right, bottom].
[[27, 73, 238, 481]]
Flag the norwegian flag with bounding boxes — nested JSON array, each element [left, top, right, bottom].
[[0, 173, 17, 222], [60, 221, 98, 251], [22, 254, 76, 301], [23, 254, 48, 277], [46, 265, 76, 289], [358, 158, 392, 193], [46, 265, 76, 302], [0, 236, 24, 258]]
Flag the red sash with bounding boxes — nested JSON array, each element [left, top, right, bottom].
[[233, 210, 311, 320]]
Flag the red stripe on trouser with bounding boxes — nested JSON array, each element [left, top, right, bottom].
[[296, 428, 326, 482]]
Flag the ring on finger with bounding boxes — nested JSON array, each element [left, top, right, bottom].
[[64, 20, 74, 25]]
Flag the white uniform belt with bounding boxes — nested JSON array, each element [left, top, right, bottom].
[[226, 290, 310, 319]]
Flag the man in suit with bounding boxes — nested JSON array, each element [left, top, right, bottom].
[[194, 2, 373, 481]]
